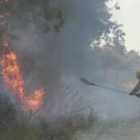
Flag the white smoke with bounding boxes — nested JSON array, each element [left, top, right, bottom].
[[1, 0, 140, 124]]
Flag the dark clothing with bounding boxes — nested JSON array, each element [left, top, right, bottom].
[[130, 81, 140, 96]]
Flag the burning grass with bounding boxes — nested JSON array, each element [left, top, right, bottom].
[[0, 0, 45, 112], [0, 114, 95, 140], [0, 89, 96, 140], [0, 1, 96, 139]]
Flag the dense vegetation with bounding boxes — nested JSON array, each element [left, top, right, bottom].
[[0, 92, 95, 140], [1, 0, 138, 140]]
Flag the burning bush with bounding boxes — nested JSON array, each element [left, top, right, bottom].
[[0, 89, 96, 140]]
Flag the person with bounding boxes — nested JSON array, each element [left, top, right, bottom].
[[130, 70, 140, 97]]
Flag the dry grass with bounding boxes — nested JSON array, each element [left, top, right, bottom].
[[0, 89, 96, 140]]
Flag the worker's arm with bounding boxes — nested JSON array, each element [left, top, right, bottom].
[[130, 81, 140, 95]]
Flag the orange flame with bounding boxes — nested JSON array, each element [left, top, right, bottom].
[[1, 52, 25, 100], [0, 0, 45, 112], [28, 88, 45, 111]]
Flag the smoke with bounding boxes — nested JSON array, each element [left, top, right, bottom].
[[1, 0, 140, 123], [58, 0, 140, 121], [10, 0, 113, 83]]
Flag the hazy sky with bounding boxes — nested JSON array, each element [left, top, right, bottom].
[[110, 0, 140, 52]]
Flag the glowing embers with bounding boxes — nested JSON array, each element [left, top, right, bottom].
[[1, 52, 25, 98], [28, 88, 45, 111], [2, 33, 10, 47]]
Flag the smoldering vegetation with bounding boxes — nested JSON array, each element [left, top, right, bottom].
[[1, 0, 140, 140], [0, 88, 96, 140]]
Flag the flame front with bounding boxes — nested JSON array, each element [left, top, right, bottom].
[[0, 0, 45, 112], [1, 52, 25, 101]]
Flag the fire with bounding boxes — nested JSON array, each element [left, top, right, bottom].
[[0, 0, 45, 112], [28, 88, 45, 111], [1, 52, 26, 102]]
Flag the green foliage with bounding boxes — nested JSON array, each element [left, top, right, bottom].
[[0, 0, 64, 32]]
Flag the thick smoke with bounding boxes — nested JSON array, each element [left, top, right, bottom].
[[58, 0, 140, 121], [1, 0, 140, 122], [10, 0, 113, 92]]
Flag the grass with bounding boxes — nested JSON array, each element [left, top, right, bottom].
[[0, 116, 79, 140], [0, 89, 96, 140]]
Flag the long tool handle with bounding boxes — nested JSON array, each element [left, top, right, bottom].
[[79, 78, 129, 94]]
